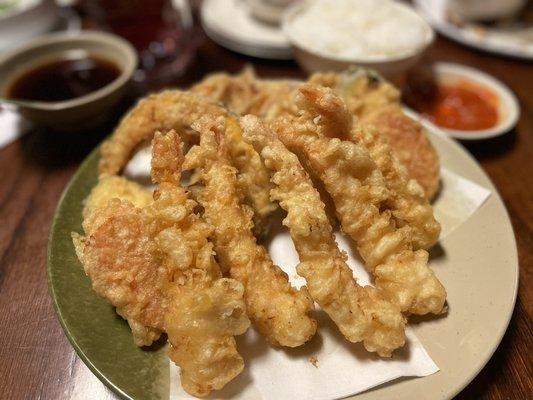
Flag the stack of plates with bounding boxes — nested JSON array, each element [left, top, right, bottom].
[[200, 0, 292, 59]]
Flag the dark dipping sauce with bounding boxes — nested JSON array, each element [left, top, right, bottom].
[[7, 56, 121, 102]]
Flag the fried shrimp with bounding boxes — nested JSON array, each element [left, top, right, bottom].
[[272, 85, 446, 315], [193, 68, 440, 200], [73, 130, 250, 396], [183, 116, 317, 348], [241, 115, 406, 356], [150, 130, 249, 396], [310, 68, 441, 200], [98, 90, 276, 236], [297, 84, 441, 249]]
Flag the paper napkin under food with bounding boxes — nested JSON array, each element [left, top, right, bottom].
[[124, 147, 491, 400], [0, 107, 30, 150]]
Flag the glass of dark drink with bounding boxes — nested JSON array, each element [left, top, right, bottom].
[[80, 0, 198, 91]]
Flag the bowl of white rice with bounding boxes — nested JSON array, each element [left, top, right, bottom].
[[283, 0, 434, 79]]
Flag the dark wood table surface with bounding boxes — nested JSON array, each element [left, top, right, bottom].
[[0, 26, 531, 400]]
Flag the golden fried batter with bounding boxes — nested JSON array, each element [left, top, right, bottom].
[[184, 116, 317, 348], [73, 130, 250, 396], [72, 200, 165, 347], [98, 90, 277, 237], [190, 67, 299, 118], [311, 69, 441, 199], [297, 84, 441, 250], [82, 175, 153, 222], [241, 115, 406, 357], [272, 85, 446, 315], [150, 130, 249, 396], [194, 68, 441, 200]]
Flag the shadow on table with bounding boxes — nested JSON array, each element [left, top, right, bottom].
[[460, 128, 518, 161], [18, 102, 131, 170]]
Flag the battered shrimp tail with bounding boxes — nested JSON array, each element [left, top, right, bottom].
[[185, 116, 317, 348], [241, 115, 406, 357]]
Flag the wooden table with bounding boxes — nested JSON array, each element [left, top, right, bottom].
[[0, 30, 531, 400]]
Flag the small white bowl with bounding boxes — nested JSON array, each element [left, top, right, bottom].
[[282, 0, 434, 80], [421, 63, 520, 140]]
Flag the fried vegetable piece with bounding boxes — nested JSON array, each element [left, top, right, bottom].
[[73, 130, 250, 397], [72, 200, 166, 347], [310, 69, 441, 200], [190, 67, 299, 118], [297, 84, 441, 250], [183, 116, 317, 348], [272, 85, 446, 315], [241, 115, 406, 357], [98, 90, 276, 237], [82, 175, 153, 221]]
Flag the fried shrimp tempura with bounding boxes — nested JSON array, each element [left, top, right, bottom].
[[310, 69, 441, 200], [150, 130, 249, 396], [73, 130, 250, 396], [190, 67, 298, 118], [192, 68, 441, 200], [297, 84, 441, 250], [98, 90, 276, 237], [241, 115, 406, 356], [272, 85, 446, 315], [184, 116, 317, 348]]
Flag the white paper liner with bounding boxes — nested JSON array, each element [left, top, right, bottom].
[[123, 149, 492, 400], [0, 108, 30, 150]]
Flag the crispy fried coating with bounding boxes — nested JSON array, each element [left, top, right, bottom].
[[150, 130, 250, 396], [297, 84, 441, 249], [82, 175, 153, 222], [190, 67, 298, 119], [223, 117, 277, 236], [98, 90, 277, 237], [72, 200, 165, 347], [73, 130, 250, 396], [192, 68, 441, 200], [310, 69, 441, 200], [241, 115, 406, 356], [272, 85, 446, 315], [183, 116, 317, 348]]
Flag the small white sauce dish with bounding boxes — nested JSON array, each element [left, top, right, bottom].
[[424, 63, 520, 141], [282, 0, 434, 80]]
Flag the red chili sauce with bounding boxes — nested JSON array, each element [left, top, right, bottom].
[[407, 80, 499, 131]]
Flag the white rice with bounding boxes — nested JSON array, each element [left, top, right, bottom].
[[285, 0, 432, 60]]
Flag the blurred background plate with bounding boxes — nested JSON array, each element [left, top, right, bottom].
[[415, 0, 533, 60], [200, 0, 292, 59], [0, 0, 80, 53], [48, 121, 518, 399]]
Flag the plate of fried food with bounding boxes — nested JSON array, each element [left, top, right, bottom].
[[48, 67, 518, 400]]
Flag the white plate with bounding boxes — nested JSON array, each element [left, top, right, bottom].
[[200, 0, 293, 60], [414, 0, 533, 60], [409, 62, 520, 141]]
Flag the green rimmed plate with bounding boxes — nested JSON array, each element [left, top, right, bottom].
[[47, 126, 518, 400]]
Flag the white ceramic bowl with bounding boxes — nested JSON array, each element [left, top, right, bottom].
[[419, 63, 520, 140], [0, 31, 138, 131], [282, 0, 434, 80]]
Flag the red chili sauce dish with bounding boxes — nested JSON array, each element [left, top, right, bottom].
[[404, 78, 500, 132]]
